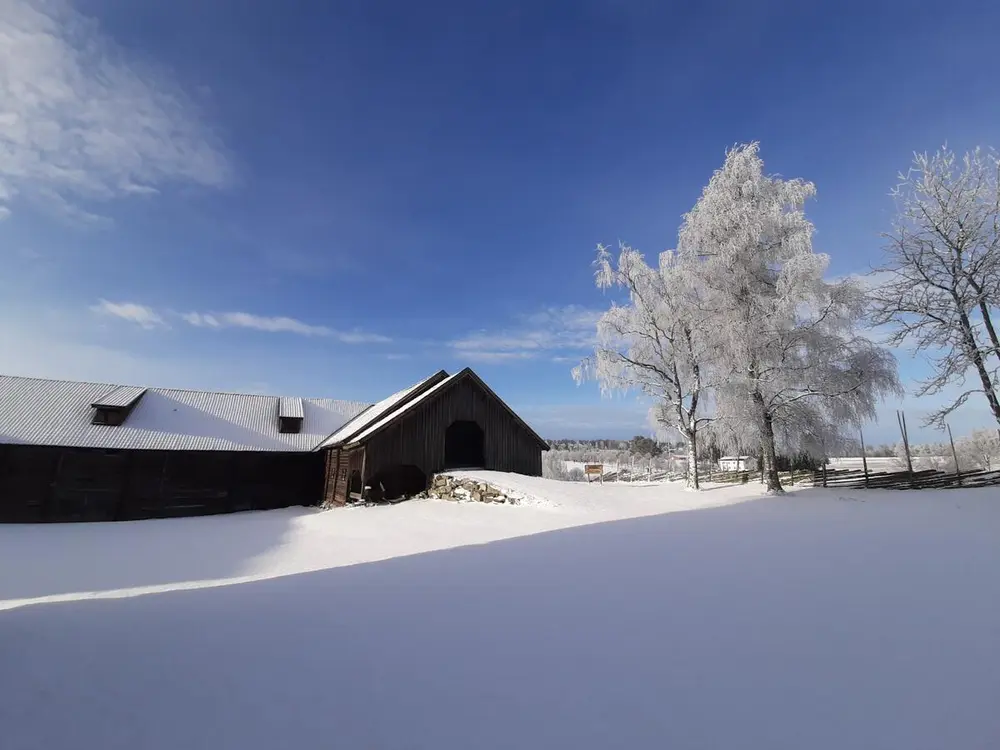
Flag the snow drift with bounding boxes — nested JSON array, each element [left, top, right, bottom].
[[1, 482, 998, 749]]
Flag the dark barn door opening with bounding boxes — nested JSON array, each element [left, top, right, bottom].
[[444, 420, 485, 469], [347, 470, 363, 502], [369, 465, 427, 504]]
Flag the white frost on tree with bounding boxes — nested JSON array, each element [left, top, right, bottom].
[[869, 146, 1000, 429], [955, 428, 1000, 472], [573, 244, 710, 489], [678, 142, 901, 493]]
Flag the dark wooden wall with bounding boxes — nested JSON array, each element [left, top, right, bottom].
[[0, 444, 325, 523], [321, 446, 365, 507], [354, 376, 544, 484]]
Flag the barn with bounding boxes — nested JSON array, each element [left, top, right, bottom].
[[0, 368, 548, 523]]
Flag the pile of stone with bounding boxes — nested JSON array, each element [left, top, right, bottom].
[[413, 474, 521, 505]]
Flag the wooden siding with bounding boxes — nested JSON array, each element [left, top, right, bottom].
[[321, 446, 365, 507], [354, 376, 543, 484], [0, 444, 325, 523]]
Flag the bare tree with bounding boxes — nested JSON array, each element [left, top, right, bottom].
[[869, 146, 1000, 429], [956, 428, 1000, 471], [679, 142, 901, 493], [573, 244, 711, 488]]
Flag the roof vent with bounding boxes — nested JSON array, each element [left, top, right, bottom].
[[278, 397, 304, 434], [91, 386, 146, 427]]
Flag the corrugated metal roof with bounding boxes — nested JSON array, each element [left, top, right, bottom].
[[92, 385, 147, 408], [278, 397, 304, 420], [0, 375, 370, 452], [316, 370, 446, 449], [346, 372, 461, 445]]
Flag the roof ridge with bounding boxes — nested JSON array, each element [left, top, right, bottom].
[[0, 373, 371, 404]]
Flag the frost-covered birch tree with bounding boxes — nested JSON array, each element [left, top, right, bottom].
[[956, 428, 1000, 471], [868, 146, 1000, 429], [679, 142, 901, 493], [573, 243, 710, 488]]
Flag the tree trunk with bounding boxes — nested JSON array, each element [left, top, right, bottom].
[[752, 390, 783, 494], [956, 304, 1000, 428], [686, 428, 700, 490], [978, 299, 1000, 363]]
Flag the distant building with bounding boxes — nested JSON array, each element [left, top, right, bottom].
[[718, 456, 751, 472]]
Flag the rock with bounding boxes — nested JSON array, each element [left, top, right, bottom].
[[424, 474, 518, 505]]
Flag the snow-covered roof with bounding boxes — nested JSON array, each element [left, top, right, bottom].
[[0, 375, 369, 452], [339, 368, 549, 451], [346, 372, 462, 445], [92, 385, 147, 409], [316, 370, 447, 449], [278, 397, 304, 420]]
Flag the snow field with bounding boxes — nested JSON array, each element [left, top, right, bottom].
[[1, 474, 998, 749]]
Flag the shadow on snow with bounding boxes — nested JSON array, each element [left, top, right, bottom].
[[1, 493, 998, 750]]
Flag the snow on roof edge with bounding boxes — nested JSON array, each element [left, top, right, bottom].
[[345, 372, 461, 444], [315, 370, 447, 449]]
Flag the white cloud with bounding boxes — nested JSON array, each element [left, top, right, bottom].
[[180, 312, 221, 328], [94, 300, 390, 343], [182, 310, 391, 342], [0, 206, 10, 222], [461, 351, 535, 364], [334, 329, 393, 344], [192, 311, 333, 337], [450, 305, 601, 362], [91, 299, 167, 329], [0, 0, 230, 222]]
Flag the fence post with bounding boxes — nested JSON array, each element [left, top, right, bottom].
[[897, 410, 914, 487], [947, 423, 962, 487], [859, 428, 870, 489], [821, 439, 828, 488]]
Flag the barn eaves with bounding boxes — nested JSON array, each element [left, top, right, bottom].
[[278, 397, 304, 434], [90, 386, 147, 426]]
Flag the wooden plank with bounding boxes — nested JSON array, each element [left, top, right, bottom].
[[358, 376, 546, 482], [1, 445, 325, 523]]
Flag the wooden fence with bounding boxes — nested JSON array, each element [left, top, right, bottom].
[[809, 467, 1000, 490], [698, 464, 1000, 491]]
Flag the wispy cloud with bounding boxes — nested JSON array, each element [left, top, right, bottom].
[[0, 0, 230, 222], [182, 311, 334, 337], [185, 310, 391, 342], [91, 299, 167, 329], [94, 301, 390, 343], [334, 329, 393, 344], [450, 305, 601, 363]]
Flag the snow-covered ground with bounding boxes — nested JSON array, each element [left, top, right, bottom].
[[2, 473, 999, 749], [0, 472, 750, 608]]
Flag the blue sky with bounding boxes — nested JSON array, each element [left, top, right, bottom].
[[1, 0, 999, 443]]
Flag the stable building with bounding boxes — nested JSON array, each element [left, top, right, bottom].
[[0, 368, 548, 523]]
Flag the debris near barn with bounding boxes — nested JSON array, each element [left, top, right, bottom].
[[413, 474, 524, 505]]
